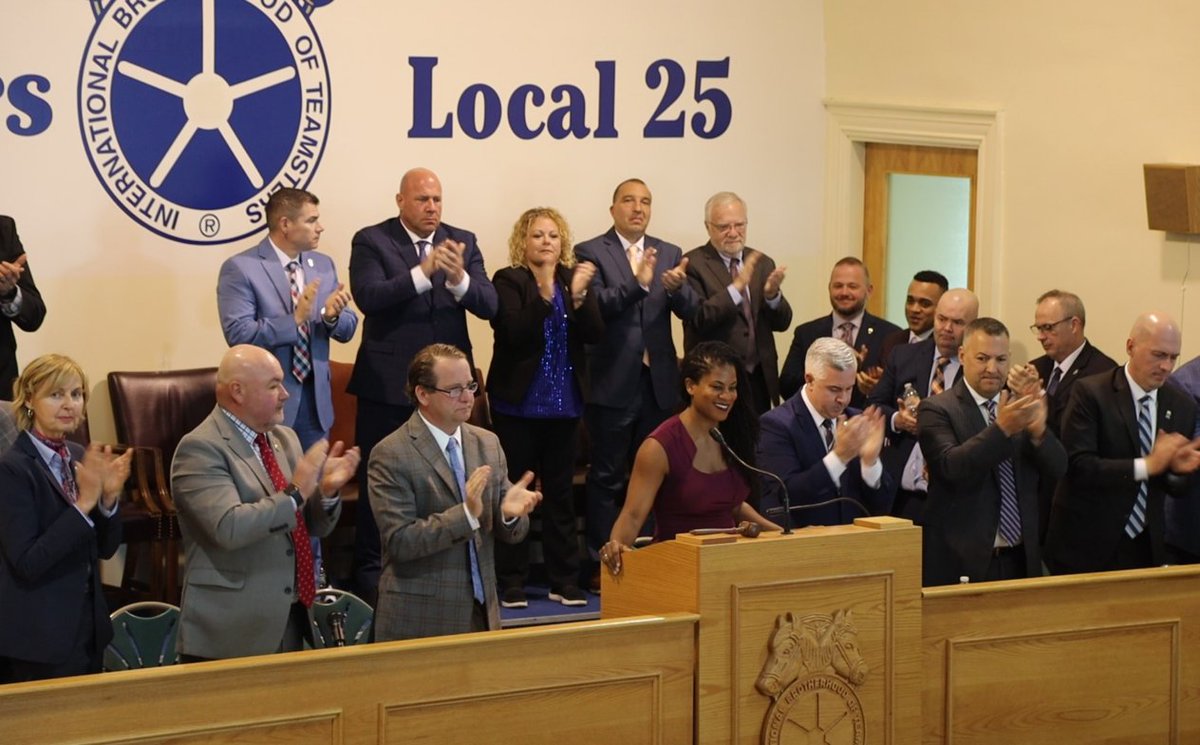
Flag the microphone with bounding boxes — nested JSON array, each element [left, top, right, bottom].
[[710, 427, 793, 535]]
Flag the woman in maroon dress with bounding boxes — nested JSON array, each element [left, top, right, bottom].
[[601, 342, 778, 574]]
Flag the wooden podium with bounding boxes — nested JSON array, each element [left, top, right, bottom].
[[602, 517, 922, 744]]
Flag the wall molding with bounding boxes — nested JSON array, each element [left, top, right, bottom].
[[823, 100, 1004, 314]]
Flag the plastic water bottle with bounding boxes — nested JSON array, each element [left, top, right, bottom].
[[901, 382, 920, 414]]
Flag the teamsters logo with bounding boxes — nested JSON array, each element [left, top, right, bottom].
[[77, 0, 333, 245]]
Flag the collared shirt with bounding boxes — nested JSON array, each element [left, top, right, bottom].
[[962, 380, 1020, 548], [269, 237, 337, 329], [717, 249, 783, 310], [1048, 340, 1087, 384], [220, 407, 340, 510], [615, 230, 650, 292], [799, 386, 883, 488], [909, 328, 933, 343], [831, 311, 865, 344], [416, 411, 481, 531], [1123, 365, 1158, 483], [401, 222, 470, 301], [28, 433, 117, 526]]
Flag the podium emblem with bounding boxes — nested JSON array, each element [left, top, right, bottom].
[[756, 609, 868, 744]]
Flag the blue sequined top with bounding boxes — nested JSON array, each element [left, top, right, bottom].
[[490, 285, 584, 419]]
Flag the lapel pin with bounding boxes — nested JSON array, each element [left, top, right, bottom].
[[1166, 409, 1173, 421], [867, 327, 874, 335], [307, 257, 314, 267]]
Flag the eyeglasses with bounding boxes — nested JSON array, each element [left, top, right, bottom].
[[1029, 317, 1075, 334], [707, 221, 747, 233], [426, 381, 479, 398]]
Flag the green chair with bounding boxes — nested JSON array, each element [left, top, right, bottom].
[[103, 601, 180, 671], [309, 589, 373, 648]]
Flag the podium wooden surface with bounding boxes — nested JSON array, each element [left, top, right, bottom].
[[602, 517, 923, 744]]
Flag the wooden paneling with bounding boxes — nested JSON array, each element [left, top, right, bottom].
[[604, 517, 923, 745], [862, 142, 978, 315], [0, 614, 697, 745], [924, 566, 1200, 744]]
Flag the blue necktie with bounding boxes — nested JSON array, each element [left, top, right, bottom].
[[1126, 395, 1153, 538], [446, 438, 486, 605], [986, 400, 1022, 546]]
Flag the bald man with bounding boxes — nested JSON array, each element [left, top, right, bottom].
[[171, 346, 359, 660], [1046, 312, 1200, 573], [348, 167, 498, 604]]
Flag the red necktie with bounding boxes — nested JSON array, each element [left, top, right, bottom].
[[255, 432, 315, 607]]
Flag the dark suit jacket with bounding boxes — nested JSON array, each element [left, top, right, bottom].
[[1029, 340, 1117, 544], [1030, 340, 1118, 439], [757, 394, 896, 526], [370, 417, 529, 641], [0, 434, 121, 664], [682, 243, 793, 404], [486, 264, 604, 407], [1167, 356, 1200, 555], [918, 380, 1067, 585], [347, 218, 498, 407], [866, 337, 947, 486], [779, 311, 901, 408], [0, 216, 47, 399], [879, 327, 921, 364], [1045, 367, 1197, 573], [573, 228, 699, 411], [217, 237, 359, 432]]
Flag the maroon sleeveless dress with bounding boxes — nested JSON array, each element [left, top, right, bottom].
[[648, 415, 749, 542]]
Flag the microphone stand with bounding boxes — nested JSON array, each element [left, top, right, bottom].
[[710, 427, 793, 535]]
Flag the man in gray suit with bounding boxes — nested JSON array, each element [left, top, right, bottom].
[[370, 343, 541, 641], [171, 345, 359, 660]]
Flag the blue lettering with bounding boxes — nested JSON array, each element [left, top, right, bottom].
[[507, 84, 545, 140], [457, 84, 501, 139], [594, 61, 617, 138], [547, 84, 588, 140], [5, 75, 52, 136], [408, 56, 452, 138]]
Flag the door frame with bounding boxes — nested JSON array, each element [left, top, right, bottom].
[[822, 100, 1003, 316]]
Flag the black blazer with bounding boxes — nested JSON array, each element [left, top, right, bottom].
[[485, 264, 605, 407], [347, 217, 498, 406], [918, 379, 1066, 585], [0, 217, 47, 399], [1030, 340, 1118, 438], [0, 433, 121, 664], [682, 243, 793, 405], [779, 311, 901, 408], [1045, 367, 1197, 573]]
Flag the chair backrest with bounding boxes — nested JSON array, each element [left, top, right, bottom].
[[107, 368, 218, 472], [329, 360, 356, 449], [468, 366, 492, 430], [103, 601, 180, 671], [309, 588, 373, 648]]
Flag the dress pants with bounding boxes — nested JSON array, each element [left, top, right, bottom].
[[583, 367, 672, 564], [0, 585, 101, 683], [491, 411, 581, 592]]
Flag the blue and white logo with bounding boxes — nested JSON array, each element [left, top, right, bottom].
[[78, 0, 333, 244]]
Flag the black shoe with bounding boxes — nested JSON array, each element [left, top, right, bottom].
[[500, 587, 528, 609], [548, 586, 588, 607]]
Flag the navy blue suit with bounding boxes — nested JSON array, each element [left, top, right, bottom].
[[348, 218, 497, 407], [0, 434, 121, 679], [757, 393, 896, 527], [217, 237, 358, 436], [0, 216, 47, 399], [347, 216, 497, 603], [779, 312, 901, 408], [574, 228, 699, 562]]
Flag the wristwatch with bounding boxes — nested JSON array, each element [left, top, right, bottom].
[[283, 483, 304, 510]]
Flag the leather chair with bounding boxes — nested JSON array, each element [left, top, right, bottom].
[[107, 367, 218, 604]]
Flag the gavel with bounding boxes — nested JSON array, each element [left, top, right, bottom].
[[689, 521, 762, 538]]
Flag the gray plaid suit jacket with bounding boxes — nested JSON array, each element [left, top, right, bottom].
[[370, 415, 528, 641]]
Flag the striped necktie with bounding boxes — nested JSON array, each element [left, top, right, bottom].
[[1126, 395, 1153, 538], [985, 400, 1022, 546]]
